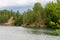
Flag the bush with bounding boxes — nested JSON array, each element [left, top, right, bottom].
[[55, 29, 60, 35], [58, 20, 60, 24], [50, 21, 55, 25], [47, 21, 56, 27]]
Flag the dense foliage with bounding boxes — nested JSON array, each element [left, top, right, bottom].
[[0, 0, 60, 35]]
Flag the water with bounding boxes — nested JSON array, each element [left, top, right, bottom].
[[0, 26, 60, 40]]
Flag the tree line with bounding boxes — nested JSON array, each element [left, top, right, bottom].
[[0, 0, 60, 35], [0, 0, 60, 28]]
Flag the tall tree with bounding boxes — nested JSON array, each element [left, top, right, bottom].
[[33, 2, 46, 26]]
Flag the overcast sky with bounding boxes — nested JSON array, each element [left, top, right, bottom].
[[0, 0, 55, 7]]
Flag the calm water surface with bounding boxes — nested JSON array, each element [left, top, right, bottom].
[[0, 26, 60, 40]]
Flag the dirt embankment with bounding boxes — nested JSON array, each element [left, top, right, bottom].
[[4, 16, 14, 26], [22, 22, 46, 28]]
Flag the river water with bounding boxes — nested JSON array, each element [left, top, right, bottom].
[[0, 26, 60, 40]]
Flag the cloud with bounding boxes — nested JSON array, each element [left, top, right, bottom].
[[0, 0, 55, 7]]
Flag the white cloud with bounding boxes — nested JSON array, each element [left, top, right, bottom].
[[0, 0, 55, 7]]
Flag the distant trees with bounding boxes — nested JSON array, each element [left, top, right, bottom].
[[0, 10, 11, 23], [0, 0, 60, 28], [33, 3, 43, 22], [13, 10, 23, 26], [22, 3, 46, 27], [23, 9, 34, 24]]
